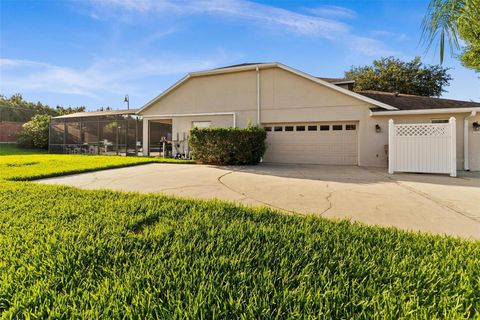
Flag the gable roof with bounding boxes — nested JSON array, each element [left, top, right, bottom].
[[136, 62, 398, 114], [360, 90, 480, 112]]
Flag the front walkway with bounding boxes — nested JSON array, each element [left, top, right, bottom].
[[37, 163, 480, 240]]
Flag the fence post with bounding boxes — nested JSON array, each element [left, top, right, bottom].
[[142, 118, 149, 156], [388, 119, 395, 174], [449, 117, 457, 177], [48, 118, 51, 154]]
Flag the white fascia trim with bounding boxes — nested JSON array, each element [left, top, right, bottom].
[[136, 63, 276, 115], [137, 62, 398, 114], [276, 64, 398, 111], [136, 74, 190, 114], [143, 112, 236, 128], [370, 107, 480, 116], [189, 63, 277, 77]]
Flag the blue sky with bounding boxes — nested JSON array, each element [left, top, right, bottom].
[[1, 0, 479, 111]]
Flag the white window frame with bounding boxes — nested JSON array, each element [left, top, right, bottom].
[[192, 121, 212, 128]]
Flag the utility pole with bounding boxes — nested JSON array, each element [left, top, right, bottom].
[[124, 95, 129, 110]]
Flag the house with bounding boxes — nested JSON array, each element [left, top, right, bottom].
[[49, 62, 480, 171], [137, 62, 480, 171]]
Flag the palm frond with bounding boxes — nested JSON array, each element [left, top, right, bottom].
[[421, 0, 463, 64]]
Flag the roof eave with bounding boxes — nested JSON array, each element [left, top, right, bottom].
[[136, 74, 191, 114], [370, 107, 480, 116], [137, 62, 398, 114], [189, 62, 278, 77], [276, 63, 398, 111], [331, 80, 355, 85]]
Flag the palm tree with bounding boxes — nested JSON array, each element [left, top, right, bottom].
[[421, 0, 464, 64]]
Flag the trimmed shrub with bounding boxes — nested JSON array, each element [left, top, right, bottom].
[[189, 127, 267, 165], [17, 114, 51, 149]]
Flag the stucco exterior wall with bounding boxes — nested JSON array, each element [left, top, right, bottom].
[[141, 70, 258, 116], [172, 115, 234, 140], [370, 113, 480, 171], [141, 67, 371, 126], [140, 65, 479, 171], [467, 114, 480, 171]]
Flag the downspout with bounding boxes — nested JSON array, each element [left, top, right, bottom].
[[464, 111, 477, 171], [256, 67, 261, 126]]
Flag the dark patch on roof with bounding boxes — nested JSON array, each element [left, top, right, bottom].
[[359, 91, 480, 111], [317, 77, 354, 83], [213, 63, 269, 70], [54, 108, 139, 119]]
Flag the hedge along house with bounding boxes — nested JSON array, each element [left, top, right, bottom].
[[136, 62, 480, 171], [50, 62, 480, 171]]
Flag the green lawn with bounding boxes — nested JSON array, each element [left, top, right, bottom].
[[0, 144, 194, 181], [0, 154, 479, 318], [0, 154, 194, 181], [0, 143, 48, 155]]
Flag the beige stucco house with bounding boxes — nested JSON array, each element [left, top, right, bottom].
[[137, 62, 480, 171]]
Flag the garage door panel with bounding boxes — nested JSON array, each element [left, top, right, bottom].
[[263, 123, 358, 165]]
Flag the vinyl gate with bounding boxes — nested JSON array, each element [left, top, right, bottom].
[[388, 117, 456, 177]]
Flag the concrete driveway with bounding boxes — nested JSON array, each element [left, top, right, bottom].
[[37, 163, 480, 240]]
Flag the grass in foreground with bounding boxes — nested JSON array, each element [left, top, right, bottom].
[[0, 154, 479, 318], [0, 154, 194, 181]]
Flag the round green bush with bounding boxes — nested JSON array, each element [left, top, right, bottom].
[[189, 127, 267, 165]]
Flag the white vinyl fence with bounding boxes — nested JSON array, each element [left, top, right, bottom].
[[388, 117, 456, 177]]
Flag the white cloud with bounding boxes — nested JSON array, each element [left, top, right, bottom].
[[306, 5, 357, 19], [370, 30, 408, 42], [0, 52, 237, 99], [89, 0, 394, 56], [91, 0, 350, 38], [349, 37, 396, 57]]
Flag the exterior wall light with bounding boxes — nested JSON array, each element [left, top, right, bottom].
[[473, 122, 480, 132], [375, 124, 381, 133]]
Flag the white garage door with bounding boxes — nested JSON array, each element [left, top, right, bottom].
[[263, 123, 358, 165]]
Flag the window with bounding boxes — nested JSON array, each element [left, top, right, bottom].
[[192, 121, 211, 128], [264, 126, 272, 132], [320, 125, 330, 131], [431, 119, 449, 124], [332, 125, 343, 131], [285, 126, 294, 131], [308, 125, 317, 131], [345, 124, 356, 130], [274, 126, 283, 132], [296, 126, 305, 131]]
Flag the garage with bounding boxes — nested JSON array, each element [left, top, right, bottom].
[[262, 122, 358, 165]]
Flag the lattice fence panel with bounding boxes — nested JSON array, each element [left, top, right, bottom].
[[395, 124, 447, 137]]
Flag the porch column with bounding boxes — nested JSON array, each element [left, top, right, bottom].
[[142, 118, 149, 156]]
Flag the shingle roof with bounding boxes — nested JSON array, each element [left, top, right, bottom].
[[53, 108, 139, 119], [359, 90, 480, 112], [317, 77, 354, 84], [213, 63, 268, 69]]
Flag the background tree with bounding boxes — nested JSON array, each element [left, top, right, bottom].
[[16, 114, 51, 149], [0, 94, 87, 149], [422, 0, 480, 71], [0, 94, 86, 117], [344, 56, 452, 97]]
